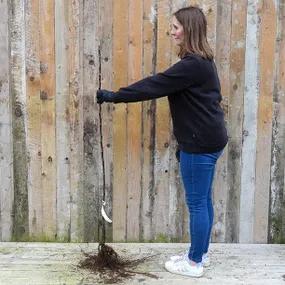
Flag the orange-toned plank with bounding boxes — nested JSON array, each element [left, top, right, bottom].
[[126, 0, 143, 241], [39, 0, 57, 238], [112, 0, 129, 241], [254, 0, 277, 243], [152, 0, 172, 240]]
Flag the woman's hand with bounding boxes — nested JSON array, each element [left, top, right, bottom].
[[96, 89, 115, 104]]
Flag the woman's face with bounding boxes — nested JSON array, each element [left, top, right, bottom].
[[171, 16, 184, 45]]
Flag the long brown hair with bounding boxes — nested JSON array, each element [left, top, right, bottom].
[[173, 6, 213, 60]]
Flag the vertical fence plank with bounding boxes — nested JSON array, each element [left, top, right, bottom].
[[0, 0, 13, 241], [112, 0, 129, 241], [25, 0, 43, 238], [254, 0, 277, 243], [55, 0, 71, 241], [68, 0, 84, 242], [153, 0, 172, 241], [269, 0, 285, 244], [39, 0, 57, 239], [82, 0, 101, 242], [201, 0, 218, 56], [212, 0, 231, 243], [10, 0, 29, 241], [141, 0, 157, 241], [99, 0, 114, 242], [225, 0, 247, 243], [168, 0, 187, 242], [126, 0, 143, 241], [240, 0, 261, 243]]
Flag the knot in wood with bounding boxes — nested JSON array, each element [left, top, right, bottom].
[[14, 104, 23, 117]]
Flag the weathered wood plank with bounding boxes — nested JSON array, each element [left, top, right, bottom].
[[254, 0, 277, 243], [141, 0, 157, 241], [39, 0, 57, 239], [212, 0, 231, 243], [10, 0, 29, 240], [126, 0, 143, 241], [0, 0, 13, 241], [269, 0, 285, 244], [68, 0, 84, 242], [225, 0, 247, 243], [112, 0, 129, 241], [99, 0, 114, 242], [82, 0, 100, 242], [25, 0, 43, 238], [152, 0, 172, 241], [168, 0, 187, 242], [239, 0, 261, 243], [55, 0, 71, 241], [201, 0, 218, 57]]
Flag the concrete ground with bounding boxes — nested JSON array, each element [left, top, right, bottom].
[[0, 242, 284, 284]]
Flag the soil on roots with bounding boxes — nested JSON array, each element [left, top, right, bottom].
[[78, 243, 158, 284]]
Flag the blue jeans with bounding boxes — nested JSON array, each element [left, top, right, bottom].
[[180, 150, 223, 263]]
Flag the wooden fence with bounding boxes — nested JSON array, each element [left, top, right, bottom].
[[0, 0, 284, 243]]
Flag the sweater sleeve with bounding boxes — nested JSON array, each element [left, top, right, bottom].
[[112, 56, 199, 103]]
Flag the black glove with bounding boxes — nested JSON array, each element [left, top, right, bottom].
[[96, 89, 115, 104]]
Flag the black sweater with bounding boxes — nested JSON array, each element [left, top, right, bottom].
[[111, 53, 228, 153]]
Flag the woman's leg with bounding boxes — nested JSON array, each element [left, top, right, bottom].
[[203, 165, 216, 255], [180, 150, 222, 264]]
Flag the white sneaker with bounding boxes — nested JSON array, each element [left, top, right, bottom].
[[202, 253, 210, 267], [170, 252, 210, 267], [165, 256, 204, 277]]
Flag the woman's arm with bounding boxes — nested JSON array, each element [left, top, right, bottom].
[[97, 56, 199, 104]]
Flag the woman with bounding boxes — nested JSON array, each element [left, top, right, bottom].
[[97, 6, 228, 278]]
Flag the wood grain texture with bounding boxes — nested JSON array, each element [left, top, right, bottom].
[[225, 0, 247, 243], [112, 0, 129, 241], [269, 0, 285, 243], [55, 0, 71, 241], [141, 0, 157, 241], [10, 0, 29, 241], [212, 0, 231, 243], [39, 0, 57, 239], [126, 0, 143, 241], [168, 0, 187, 243], [152, 0, 172, 241], [0, 0, 13, 241], [240, 0, 261, 243], [68, 0, 84, 242], [82, 0, 101, 242], [99, 0, 114, 242], [25, 0, 43, 238], [254, 0, 277, 243]]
